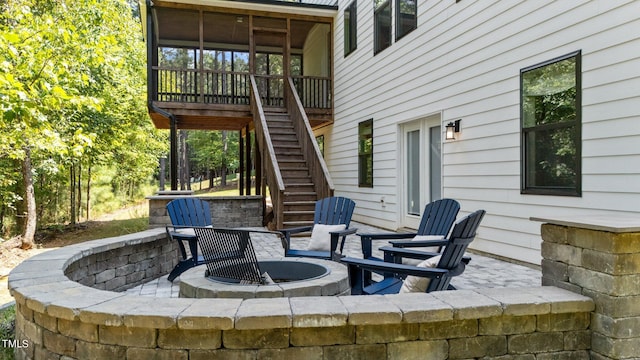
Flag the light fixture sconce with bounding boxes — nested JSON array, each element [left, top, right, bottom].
[[445, 119, 461, 140]]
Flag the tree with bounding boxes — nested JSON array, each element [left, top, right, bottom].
[[187, 130, 239, 188], [0, 0, 166, 247]]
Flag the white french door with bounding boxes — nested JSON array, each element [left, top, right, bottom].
[[401, 115, 442, 229]]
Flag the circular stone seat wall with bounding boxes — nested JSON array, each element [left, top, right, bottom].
[[8, 228, 595, 360]]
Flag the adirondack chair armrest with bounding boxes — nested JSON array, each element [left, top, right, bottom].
[[341, 256, 448, 278], [279, 225, 314, 238], [380, 246, 441, 262], [389, 238, 448, 248], [358, 232, 418, 259], [331, 227, 357, 237], [278, 226, 313, 250], [357, 232, 418, 240], [330, 227, 357, 253], [380, 245, 472, 265]]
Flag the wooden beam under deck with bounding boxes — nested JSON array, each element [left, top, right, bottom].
[[150, 102, 252, 130], [151, 101, 332, 131]]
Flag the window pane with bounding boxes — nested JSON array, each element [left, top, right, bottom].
[[233, 52, 249, 72], [374, 0, 391, 54], [290, 55, 302, 76], [396, 0, 417, 40], [344, 1, 357, 56], [316, 135, 324, 157], [359, 120, 373, 187], [407, 130, 420, 215], [524, 126, 578, 189], [429, 126, 442, 201], [159, 47, 196, 68], [523, 57, 576, 128]]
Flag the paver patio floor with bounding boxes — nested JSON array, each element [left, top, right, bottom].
[[127, 221, 542, 297]]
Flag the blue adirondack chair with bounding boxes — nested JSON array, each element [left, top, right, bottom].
[[165, 197, 212, 281], [342, 209, 485, 295], [358, 198, 460, 261], [279, 196, 357, 260]]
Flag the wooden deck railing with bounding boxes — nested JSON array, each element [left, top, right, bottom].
[[292, 75, 332, 109], [250, 75, 286, 229], [152, 67, 331, 109], [285, 77, 334, 199], [153, 67, 250, 104]]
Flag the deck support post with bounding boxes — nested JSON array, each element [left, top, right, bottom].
[[239, 130, 244, 195], [170, 116, 178, 190], [245, 125, 251, 195]]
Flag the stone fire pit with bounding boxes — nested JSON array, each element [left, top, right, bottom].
[[179, 258, 350, 299]]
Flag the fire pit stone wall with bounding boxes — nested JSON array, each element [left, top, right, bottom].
[[8, 228, 595, 360]]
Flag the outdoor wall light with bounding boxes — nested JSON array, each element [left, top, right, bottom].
[[445, 119, 461, 140]]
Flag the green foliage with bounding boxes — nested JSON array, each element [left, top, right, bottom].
[[187, 130, 239, 178], [0, 304, 15, 360], [0, 0, 168, 236]]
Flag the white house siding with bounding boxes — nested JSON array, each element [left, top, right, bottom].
[[303, 24, 331, 77], [328, 0, 640, 264]]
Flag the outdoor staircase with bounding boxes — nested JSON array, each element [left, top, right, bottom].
[[264, 108, 318, 228]]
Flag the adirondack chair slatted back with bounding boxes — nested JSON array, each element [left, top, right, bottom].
[[195, 227, 263, 284], [427, 209, 486, 292], [167, 198, 212, 227], [416, 198, 460, 237], [314, 197, 356, 227]]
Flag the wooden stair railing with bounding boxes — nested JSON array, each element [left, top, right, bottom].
[[250, 75, 286, 229], [284, 77, 334, 200]]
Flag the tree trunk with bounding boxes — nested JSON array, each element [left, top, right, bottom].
[[70, 163, 76, 225], [221, 130, 228, 186], [77, 162, 82, 222], [21, 147, 37, 249], [86, 165, 91, 221]]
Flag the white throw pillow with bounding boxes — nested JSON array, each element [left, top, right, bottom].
[[307, 224, 347, 251], [399, 255, 442, 293], [402, 235, 445, 265]]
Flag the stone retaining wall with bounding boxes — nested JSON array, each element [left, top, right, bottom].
[[147, 194, 264, 228], [8, 228, 595, 359], [64, 234, 178, 292], [535, 215, 640, 360]]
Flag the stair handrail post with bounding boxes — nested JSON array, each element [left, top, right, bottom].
[[285, 77, 334, 199], [250, 75, 286, 229]]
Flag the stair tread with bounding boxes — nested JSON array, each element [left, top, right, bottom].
[[273, 143, 301, 147]]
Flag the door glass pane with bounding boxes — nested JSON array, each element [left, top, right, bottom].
[[429, 126, 442, 201], [407, 130, 420, 215]]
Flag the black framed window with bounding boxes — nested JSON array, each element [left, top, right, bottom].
[[521, 51, 581, 196], [395, 0, 416, 41], [316, 135, 325, 157], [358, 119, 373, 187], [374, 0, 391, 54], [344, 1, 357, 57]]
